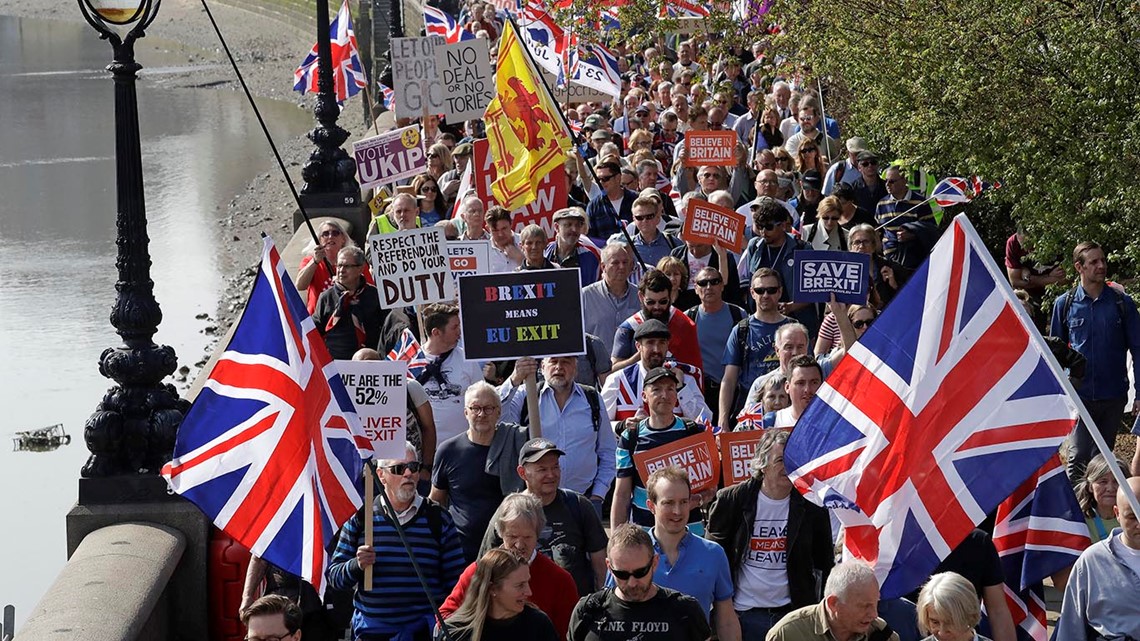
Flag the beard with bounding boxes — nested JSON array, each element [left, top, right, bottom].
[[393, 483, 417, 504], [644, 307, 670, 322]]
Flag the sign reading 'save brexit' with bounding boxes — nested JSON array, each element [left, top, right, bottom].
[[791, 250, 871, 305], [458, 268, 585, 361], [368, 227, 454, 309]]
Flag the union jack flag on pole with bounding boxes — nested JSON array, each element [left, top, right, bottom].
[[784, 214, 1080, 599], [162, 237, 374, 596], [991, 454, 1089, 641], [293, 0, 368, 103], [424, 5, 475, 43]]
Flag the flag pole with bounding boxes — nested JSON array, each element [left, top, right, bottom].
[[955, 215, 1140, 520], [363, 464, 374, 590], [504, 16, 650, 270], [873, 194, 939, 232], [816, 78, 835, 163]]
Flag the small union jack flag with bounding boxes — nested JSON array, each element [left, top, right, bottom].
[[784, 214, 1079, 599], [992, 454, 1089, 641], [931, 177, 972, 208], [377, 82, 395, 110], [163, 237, 373, 597], [971, 175, 1002, 197], [424, 6, 475, 43], [734, 400, 767, 431], [386, 327, 429, 379], [293, 0, 368, 103]]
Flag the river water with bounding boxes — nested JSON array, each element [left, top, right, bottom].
[[0, 14, 313, 625]]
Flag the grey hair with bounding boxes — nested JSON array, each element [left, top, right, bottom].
[[377, 441, 418, 467], [824, 561, 879, 602], [916, 572, 981, 634], [750, 429, 790, 478], [492, 492, 546, 537], [775, 322, 809, 347], [1077, 453, 1130, 517], [305, 219, 357, 253], [520, 223, 547, 243], [463, 381, 501, 409], [601, 242, 632, 263], [707, 189, 734, 209], [338, 245, 365, 265]]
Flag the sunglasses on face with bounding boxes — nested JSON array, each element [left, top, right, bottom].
[[383, 461, 423, 475], [598, 173, 617, 182], [421, 186, 438, 193], [853, 319, 873, 329], [756, 221, 782, 231], [320, 229, 343, 238], [610, 559, 655, 581], [633, 214, 657, 221], [696, 278, 722, 287], [859, 160, 879, 167], [753, 286, 780, 296], [427, 152, 440, 158]]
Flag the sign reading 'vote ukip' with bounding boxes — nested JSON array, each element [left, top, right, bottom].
[[791, 250, 871, 305], [353, 125, 426, 190], [458, 268, 585, 361]]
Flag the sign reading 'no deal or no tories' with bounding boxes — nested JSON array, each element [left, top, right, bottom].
[[336, 359, 408, 460], [633, 430, 720, 493], [353, 125, 426, 191], [434, 38, 493, 122], [391, 36, 446, 119], [457, 268, 585, 361], [791, 250, 871, 305], [368, 227, 455, 309]]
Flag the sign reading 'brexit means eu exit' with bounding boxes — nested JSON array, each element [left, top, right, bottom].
[[457, 268, 585, 361], [791, 250, 871, 305]]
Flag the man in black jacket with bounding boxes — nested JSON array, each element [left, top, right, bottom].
[[706, 429, 833, 641]]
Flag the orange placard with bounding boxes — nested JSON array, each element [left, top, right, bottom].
[[719, 431, 765, 487], [682, 199, 747, 253], [632, 431, 720, 493], [683, 131, 737, 166]]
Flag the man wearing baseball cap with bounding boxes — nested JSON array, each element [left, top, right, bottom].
[[545, 207, 602, 286], [822, 136, 867, 196], [478, 438, 609, 597]]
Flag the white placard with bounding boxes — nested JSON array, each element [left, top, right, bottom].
[[435, 39, 493, 122], [391, 36, 446, 119], [446, 240, 490, 294], [368, 227, 455, 309], [337, 360, 408, 460]]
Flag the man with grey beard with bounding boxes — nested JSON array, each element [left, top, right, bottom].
[[327, 442, 466, 640]]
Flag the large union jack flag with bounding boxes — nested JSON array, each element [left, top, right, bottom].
[[162, 237, 374, 596], [991, 454, 1089, 641], [784, 214, 1080, 599], [293, 0, 368, 103]]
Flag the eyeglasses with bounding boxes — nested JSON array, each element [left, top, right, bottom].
[[320, 229, 343, 238], [598, 173, 617, 182], [467, 405, 499, 415], [633, 214, 657, 221], [245, 634, 295, 641], [756, 221, 783, 231], [758, 179, 779, 187], [708, 120, 723, 127], [753, 286, 780, 296], [696, 278, 722, 287], [383, 461, 423, 475], [820, 216, 839, 222], [885, 178, 905, 185], [610, 559, 655, 581], [859, 160, 879, 167], [427, 152, 440, 158], [421, 185, 438, 193], [852, 319, 873, 329], [850, 238, 873, 247], [336, 263, 363, 269], [802, 148, 818, 154]]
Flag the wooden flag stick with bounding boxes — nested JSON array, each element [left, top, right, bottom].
[[525, 372, 542, 439], [363, 463, 374, 590]]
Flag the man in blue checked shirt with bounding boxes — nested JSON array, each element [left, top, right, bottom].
[[501, 356, 616, 514], [1049, 241, 1140, 482]]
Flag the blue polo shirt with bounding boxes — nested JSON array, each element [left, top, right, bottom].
[[1050, 285, 1140, 400], [605, 528, 734, 619]]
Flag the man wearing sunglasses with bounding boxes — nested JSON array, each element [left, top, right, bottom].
[[850, 150, 887, 220], [738, 199, 817, 329], [569, 524, 712, 641], [684, 265, 747, 424], [328, 442, 465, 641], [586, 160, 638, 245]]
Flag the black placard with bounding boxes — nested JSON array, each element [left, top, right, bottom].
[[458, 268, 585, 360]]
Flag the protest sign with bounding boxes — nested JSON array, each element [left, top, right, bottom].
[[391, 36, 446, 119], [353, 125, 426, 191], [337, 360, 408, 460], [368, 227, 454, 309], [368, 186, 393, 215], [472, 138, 567, 235], [435, 39, 493, 122], [719, 431, 765, 487], [791, 250, 871, 305], [633, 431, 720, 493], [457, 268, 585, 360], [446, 240, 490, 294], [682, 199, 747, 253], [683, 131, 737, 166]]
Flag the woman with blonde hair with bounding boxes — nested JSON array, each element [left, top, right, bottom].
[[426, 141, 453, 181], [656, 255, 692, 308], [916, 572, 990, 641], [1076, 453, 1132, 543], [439, 549, 558, 641]]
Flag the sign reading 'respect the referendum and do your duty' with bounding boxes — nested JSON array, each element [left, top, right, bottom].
[[368, 227, 455, 309]]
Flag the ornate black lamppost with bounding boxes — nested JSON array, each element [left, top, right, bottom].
[[300, 0, 361, 209], [77, 0, 187, 487]]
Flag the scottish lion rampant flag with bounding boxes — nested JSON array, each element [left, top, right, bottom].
[[293, 0, 368, 103], [784, 214, 1080, 599], [163, 237, 374, 596], [991, 454, 1089, 641]]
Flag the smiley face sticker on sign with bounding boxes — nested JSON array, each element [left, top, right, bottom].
[[400, 127, 421, 149]]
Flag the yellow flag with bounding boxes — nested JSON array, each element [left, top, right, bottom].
[[484, 22, 572, 211]]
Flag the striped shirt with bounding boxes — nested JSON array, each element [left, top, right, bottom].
[[327, 500, 466, 636]]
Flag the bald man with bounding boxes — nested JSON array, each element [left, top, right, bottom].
[[1058, 475, 1140, 639]]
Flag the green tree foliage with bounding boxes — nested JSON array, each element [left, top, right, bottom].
[[760, 0, 1140, 274]]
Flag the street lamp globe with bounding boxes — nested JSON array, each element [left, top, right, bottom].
[[78, 0, 158, 40]]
